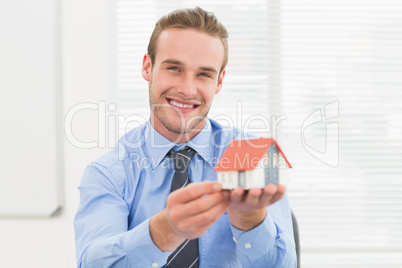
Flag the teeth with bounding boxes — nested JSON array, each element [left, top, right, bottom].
[[169, 100, 194, 108]]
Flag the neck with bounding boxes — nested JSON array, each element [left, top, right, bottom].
[[151, 116, 206, 144]]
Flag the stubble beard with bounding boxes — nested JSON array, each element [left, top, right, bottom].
[[151, 104, 206, 134], [148, 81, 209, 135]]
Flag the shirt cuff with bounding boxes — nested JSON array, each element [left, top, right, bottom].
[[229, 210, 278, 262], [125, 218, 173, 268]]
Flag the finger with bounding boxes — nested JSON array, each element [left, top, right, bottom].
[[168, 181, 222, 204], [222, 190, 231, 203], [263, 183, 277, 195], [257, 184, 285, 207], [230, 187, 245, 203], [255, 185, 276, 207], [171, 191, 227, 220], [242, 188, 263, 207], [277, 184, 286, 193], [269, 184, 286, 204], [178, 199, 228, 231], [191, 202, 228, 230], [172, 199, 228, 239]]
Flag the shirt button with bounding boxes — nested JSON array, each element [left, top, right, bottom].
[[232, 236, 238, 243], [151, 262, 159, 267], [244, 243, 252, 249]]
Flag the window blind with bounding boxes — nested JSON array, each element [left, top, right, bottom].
[[113, 1, 402, 267], [279, 0, 402, 267], [113, 0, 272, 137]]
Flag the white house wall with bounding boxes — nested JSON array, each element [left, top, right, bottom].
[[218, 168, 267, 189], [217, 171, 239, 189], [244, 168, 265, 189]]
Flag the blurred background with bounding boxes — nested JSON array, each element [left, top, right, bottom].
[[0, 0, 401, 267]]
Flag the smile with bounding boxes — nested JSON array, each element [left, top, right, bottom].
[[169, 99, 196, 109]]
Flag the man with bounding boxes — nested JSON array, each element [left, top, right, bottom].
[[75, 7, 296, 268]]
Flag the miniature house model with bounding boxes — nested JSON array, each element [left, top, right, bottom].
[[214, 138, 292, 189]]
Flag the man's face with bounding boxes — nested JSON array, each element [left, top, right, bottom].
[[142, 28, 226, 143]]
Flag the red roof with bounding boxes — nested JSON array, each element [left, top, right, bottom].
[[214, 138, 292, 171]]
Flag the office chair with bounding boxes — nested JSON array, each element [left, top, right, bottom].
[[291, 211, 300, 268]]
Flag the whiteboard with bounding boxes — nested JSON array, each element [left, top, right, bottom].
[[0, 0, 62, 217]]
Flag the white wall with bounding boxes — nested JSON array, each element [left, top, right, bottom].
[[0, 0, 112, 267]]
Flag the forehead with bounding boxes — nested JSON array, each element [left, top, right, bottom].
[[155, 28, 225, 70]]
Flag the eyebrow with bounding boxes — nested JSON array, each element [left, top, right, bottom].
[[161, 59, 182, 66], [161, 59, 218, 74], [200, 66, 218, 74]]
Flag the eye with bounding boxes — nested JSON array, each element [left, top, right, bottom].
[[168, 66, 180, 72], [199, 72, 211, 78]]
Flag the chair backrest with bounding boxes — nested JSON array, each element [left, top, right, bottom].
[[291, 210, 300, 268]]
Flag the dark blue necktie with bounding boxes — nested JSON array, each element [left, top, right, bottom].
[[166, 147, 199, 268]]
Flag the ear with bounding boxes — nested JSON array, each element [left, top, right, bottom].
[[215, 69, 226, 94], [142, 53, 152, 81]]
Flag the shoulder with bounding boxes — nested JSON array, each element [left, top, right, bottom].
[[83, 123, 147, 190], [206, 118, 257, 161], [94, 123, 146, 168], [208, 118, 256, 144]]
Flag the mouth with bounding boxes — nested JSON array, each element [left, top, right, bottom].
[[167, 98, 200, 109]]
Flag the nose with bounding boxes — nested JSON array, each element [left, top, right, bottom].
[[177, 73, 197, 97]]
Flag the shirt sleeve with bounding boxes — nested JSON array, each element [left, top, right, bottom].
[[74, 163, 172, 268], [229, 193, 297, 268]]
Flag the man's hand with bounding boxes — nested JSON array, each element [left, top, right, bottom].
[[150, 181, 229, 252], [226, 184, 286, 231]]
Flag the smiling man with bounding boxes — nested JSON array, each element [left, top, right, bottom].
[[143, 27, 225, 142], [74, 7, 297, 268]]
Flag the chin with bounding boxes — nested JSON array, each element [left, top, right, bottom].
[[165, 117, 206, 134], [164, 122, 196, 135]]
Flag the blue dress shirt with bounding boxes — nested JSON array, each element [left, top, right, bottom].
[[74, 119, 297, 268]]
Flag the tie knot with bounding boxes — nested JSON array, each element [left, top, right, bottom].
[[168, 147, 196, 173]]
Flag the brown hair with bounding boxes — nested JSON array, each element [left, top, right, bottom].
[[147, 7, 228, 73]]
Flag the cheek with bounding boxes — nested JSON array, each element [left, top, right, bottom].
[[152, 73, 177, 94], [149, 78, 166, 96], [200, 88, 217, 105], [197, 78, 219, 96]]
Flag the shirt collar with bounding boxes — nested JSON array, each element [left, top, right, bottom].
[[143, 121, 175, 169], [187, 119, 217, 168], [144, 119, 217, 169]]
